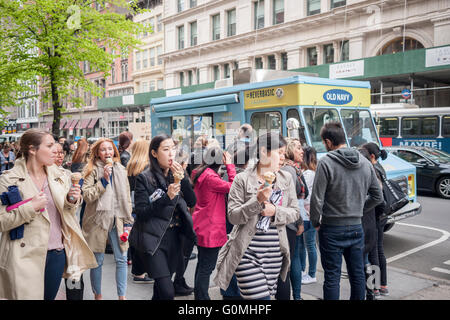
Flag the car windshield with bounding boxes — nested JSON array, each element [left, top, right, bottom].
[[420, 148, 450, 164], [340, 109, 379, 148]]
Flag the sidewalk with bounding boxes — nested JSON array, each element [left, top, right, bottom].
[[56, 253, 450, 300]]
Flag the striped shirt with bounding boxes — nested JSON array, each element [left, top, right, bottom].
[[235, 225, 282, 300]]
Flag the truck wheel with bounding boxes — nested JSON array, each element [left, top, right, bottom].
[[436, 176, 450, 199], [383, 222, 395, 232]]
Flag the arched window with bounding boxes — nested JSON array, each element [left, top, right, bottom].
[[379, 37, 424, 55]]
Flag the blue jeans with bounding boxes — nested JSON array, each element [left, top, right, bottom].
[[290, 234, 304, 300], [299, 221, 318, 278], [194, 246, 221, 300], [44, 249, 66, 300], [318, 224, 366, 300], [90, 226, 128, 297]]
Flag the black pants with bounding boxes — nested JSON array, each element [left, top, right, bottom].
[[44, 249, 66, 300], [65, 275, 84, 300], [130, 245, 146, 276], [275, 227, 296, 300], [194, 246, 220, 300], [174, 233, 195, 284], [368, 219, 387, 286], [153, 276, 175, 300]]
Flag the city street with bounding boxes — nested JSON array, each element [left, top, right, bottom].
[[55, 193, 450, 300]]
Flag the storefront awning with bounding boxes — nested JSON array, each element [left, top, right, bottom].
[[69, 119, 78, 129], [45, 121, 53, 129], [87, 118, 99, 129], [76, 119, 91, 129], [59, 119, 67, 129]]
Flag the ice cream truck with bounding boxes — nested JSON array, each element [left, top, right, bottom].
[[150, 73, 421, 231]]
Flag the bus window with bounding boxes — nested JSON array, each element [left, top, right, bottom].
[[378, 117, 399, 137], [250, 111, 282, 136], [287, 109, 307, 145], [443, 116, 450, 137], [402, 117, 438, 137], [303, 108, 339, 152], [341, 109, 378, 147], [172, 114, 213, 150]]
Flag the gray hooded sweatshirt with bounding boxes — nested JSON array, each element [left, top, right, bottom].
[[310, 147, 383, 228]]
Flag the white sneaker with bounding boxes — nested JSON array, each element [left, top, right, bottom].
[[302, 275, 317, 284], [302, 271, 307, 277]]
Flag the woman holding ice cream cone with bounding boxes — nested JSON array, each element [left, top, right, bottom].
[[214, 132, 300, 300], [0, 128, 96, 300], [81, 138, 133, 300], [129, 134, 196, 300]]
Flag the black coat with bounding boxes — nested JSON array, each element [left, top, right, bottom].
[[129, 167, 197, 255], [120, 150, 131, 168]]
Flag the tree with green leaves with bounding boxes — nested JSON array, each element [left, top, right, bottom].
[[0, 0, 150, 135]]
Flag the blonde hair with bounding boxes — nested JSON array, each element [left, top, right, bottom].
[[83, 138, 120, 179], [207, 138, 221, 149], [126, 139, 150, 177], [285, 138, 300, 162]]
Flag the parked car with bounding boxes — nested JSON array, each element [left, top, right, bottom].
[[386, 146, 450, 199]]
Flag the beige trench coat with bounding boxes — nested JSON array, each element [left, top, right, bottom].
[[214, 166, 300, 291], [0, 158, 98, 300], [81, 162, 133, 254]]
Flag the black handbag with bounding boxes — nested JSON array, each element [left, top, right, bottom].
[[380, 174, 409, 215]]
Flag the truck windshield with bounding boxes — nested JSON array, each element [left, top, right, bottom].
[[303, 108, 340, 153], [340, 109, 378, 147]]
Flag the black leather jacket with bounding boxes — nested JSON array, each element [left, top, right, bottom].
[[129, 167, 196, 255]]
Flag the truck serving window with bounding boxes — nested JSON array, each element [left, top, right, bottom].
[[250, 111, 282, 136], [303, 108, 339, 152], [341, 109, 378, 147]]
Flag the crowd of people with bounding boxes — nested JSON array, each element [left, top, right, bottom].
[[0, 122, 390, 300]]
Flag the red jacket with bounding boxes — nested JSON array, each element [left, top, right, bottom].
[[192, 164, 236, 248]]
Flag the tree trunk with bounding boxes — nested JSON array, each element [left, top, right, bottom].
[[50, 67, 61, 137]]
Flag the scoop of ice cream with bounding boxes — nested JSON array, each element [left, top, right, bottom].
[[71, 172, 82, 184], [263, 171, 276, 185], [105, 157, 114, 165]]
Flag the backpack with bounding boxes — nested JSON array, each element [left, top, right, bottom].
[[380, 173, 409, 215]]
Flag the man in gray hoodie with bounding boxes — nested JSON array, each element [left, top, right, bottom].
[[310, 122, 383, 300]]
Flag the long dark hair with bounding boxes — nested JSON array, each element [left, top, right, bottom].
[[361, 142, 388, 161], [193, 147, 224, 186], [149, 134, 173, 177], [256, 132, 287, 163], [302, 146, 317, 171]]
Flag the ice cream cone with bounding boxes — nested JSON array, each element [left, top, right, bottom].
[[263, 171, 276, 187], [173, 171, 184, 184], [71, 172, 82, 186]]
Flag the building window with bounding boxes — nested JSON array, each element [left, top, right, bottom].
[[213, 65, 220, 81], [157, 46, 163, 65], [331, 0, 346, 9], [273, 0, 284, 25], [268, 55, 276, 70], [323, 44, 334, 64], [157, 15, 162, 32], [178, 0, 184, 12], [281, 52, 288, 70], [212, 14, 220, 41], [188, 70, 193, 85], [135, 51, 141, 70], [121, 61, 128, 82], [111, 64, 116, 83], [197, 69, 200, 84], [255, 57, 263, 69], [141, 81, 149, 93], [190, 0, 197, 8], [150, 48, 155, 67], [142, 49, 148, 68], [190, 21, 198, 46], [83, 61, 90, 73], [227, 9, 236, 37], [157, 79, 164, 90], [307, 47, 317, 66], [254, 0, 265, 30], [224, 64, 230, 78], [150, 80, 155, 92], [307, 0, 321, 16], [180, 72, 184, 87], [340, 40, 349, 61], [178, 25, 185, 49], [379, 37, 424, 55]]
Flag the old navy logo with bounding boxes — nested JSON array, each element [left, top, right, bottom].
[[323, 89, 353, 105]]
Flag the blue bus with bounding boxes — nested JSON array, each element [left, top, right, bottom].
[[372, 105, 450, 153], [150, 74, 421, 230]]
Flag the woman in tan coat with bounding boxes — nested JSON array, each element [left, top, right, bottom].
[[0, 129, 97, 300], [81, 138, 133, 300], [214, 132, 300, 300]]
